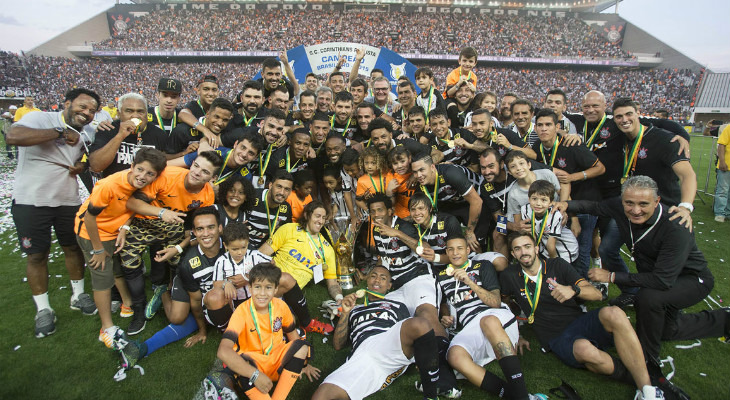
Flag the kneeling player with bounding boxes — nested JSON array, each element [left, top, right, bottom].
[[500, 233, 664, 400], [204, 263, 315, 400], [313, 266, 441, 400], [438, 237, 536, 399]]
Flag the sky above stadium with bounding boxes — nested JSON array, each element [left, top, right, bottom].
[[0, 0, 728, 72]]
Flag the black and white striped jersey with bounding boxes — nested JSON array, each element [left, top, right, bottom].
[[415, 213, 463, 266], [373, 216, 431, 290], [245, 189, 292, 250], [347, 298, 410, 353], [436, 252, 502, 330], [520, 204, 579, 263], [212, 250, 272, 301], [420, 164, 480, 208], [213, 204, 246, 228]]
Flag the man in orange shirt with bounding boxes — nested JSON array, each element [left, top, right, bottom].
[[120, 151, 223, 335], [75, 148, 167, 349]]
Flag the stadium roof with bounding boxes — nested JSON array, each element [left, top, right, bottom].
[[129, 0, 620, 13]]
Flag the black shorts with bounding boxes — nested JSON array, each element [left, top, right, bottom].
[[547, 308, 614, 369], [12, 201, 79, 254]]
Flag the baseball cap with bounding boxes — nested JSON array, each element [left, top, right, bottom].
[[197, 75, 218, 87], [9, 105, 17, 110], [158, 78, 182, 94]]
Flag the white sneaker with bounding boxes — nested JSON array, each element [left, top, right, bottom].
[[715, 215, 726, 222], [635, 385, 665, 400]]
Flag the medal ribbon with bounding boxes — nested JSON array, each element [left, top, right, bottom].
[[264, 192, 282, 235], [531, 210, 549, 246], [424, 87, 435, 123], [523, 260, 544, 324], [449, 260, 471, 296], [415, 216, 435, 248], [243, 112, 258, 127], [214, 149, 236, 185], [363, 289, 386, 306], [196, 99, 205, 114], [285, 148, 301, 172], [539, 137, 560, 167], [331, 116, 351, 137], [368, 173, 384, 194], [249, 301, 274, 355], [420, 174, 439, 210], [305, 231, 326, 264], [259, 144, 273, 180], [155, 106, 176, 133], [622, 125, 646, 181], [583, 113, 607, 148]]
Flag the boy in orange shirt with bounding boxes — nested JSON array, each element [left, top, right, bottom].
[[286, 170, 315, 223], [204, 263, 316, 400], [75, 148, 168, 348], [445, 47, 478, 99]]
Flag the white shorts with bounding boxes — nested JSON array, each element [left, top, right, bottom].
[[448, 306, 519, 377], [322, 319, 412, 400], [385, 274, 439, 316]]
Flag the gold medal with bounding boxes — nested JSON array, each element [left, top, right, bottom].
[[416, 245, 424, 255], [445, 266, 454, 276], [258, 176, 265, 186], [355, 289, 365, 298], [447, 140, 455, 148], [528, 315, 534, 324]]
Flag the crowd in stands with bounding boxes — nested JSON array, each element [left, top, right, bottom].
[[93, 10, 631, 59], [0, 51, 29, 88]]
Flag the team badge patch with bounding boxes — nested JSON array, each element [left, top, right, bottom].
[[21, 237, 31, 249], [557, 158, 567, 168], [638, 147, 648, 159], [389, 237, 400, 250], [390, 63, 406, 80], [272, 317, 283, 332], [498, 147, 507, 156], [600, 128, 610, 138], [437, 235, 446, 248], [188, 200, 203, 210], [147, 113, 153, 122]]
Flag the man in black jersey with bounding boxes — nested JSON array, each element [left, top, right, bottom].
[[543, 89, 577, 136], [368, 118, 432, 159], [287, 90, 317, 134], [166, 98, 235, 158], [148, 78, 182, 135], [178, 75, 221, 147], [446, 83, 475, 129], [557, 177, 728, 399], [354, 103, 379, 144], [265, 129, 311, 178], [266, 85, 290, 115], [470, 109, 536, 159], [89, 93, 168, 179], [313, 266, 442, 400], [308, 111, 329, 158], [258, 57, 297, 102], [411, 154, 483, 252], [500, 232, 666, 400], [439, 237, 533, 399], [331, 91, 357, 141], [424, 108, 482, 167], [233, 80, 267, 130], [246, 170, 293, 250], [394, 80, 417, 132]]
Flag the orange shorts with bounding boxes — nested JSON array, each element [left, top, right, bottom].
[[240, 340, 296, 381]]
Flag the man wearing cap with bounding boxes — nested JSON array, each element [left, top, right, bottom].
[[14, 96, 41, 122], [1, 105, 17, 159], [178, 75, 222, 148], [148, 78, 182, 135]]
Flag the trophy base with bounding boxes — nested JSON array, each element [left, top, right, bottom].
[[338, 274, 355, 290]]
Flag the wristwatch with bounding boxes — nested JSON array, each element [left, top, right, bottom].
[[90, 249, 104, 255], [678, 202, 694, 213], [571, 283, 581, 297], [55, 127, 65, 138]]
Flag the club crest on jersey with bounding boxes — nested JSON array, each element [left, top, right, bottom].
[[390, 63, 406, 80], [389, 237, 400, 250], [437, 235, 446, 248], [638, 147, 648, 159], [188, 200, 203, 210], [190, 257, 201, 269], [499, 147, 507, 156], [147, 113, 153, 122], [557, 158, 567, 168], [272, 317, 283, 332], [484, 183, 494, 192], [21, 237, 31, 249], [279, 204, 288, 212], [600, 128, 610, 139]]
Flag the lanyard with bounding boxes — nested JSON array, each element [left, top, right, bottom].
[[154, 106, 176, 133], [363, 289, 385, 306], [449, 259, 471, 295], [305, 231, 326, 264], [421, 174, 439, 210], [424, 87, 435, 123], [196, 99, 205, 114], [531, 210, 549, 246], [523, 260, 544, 324], [249, 301, 274, 355], [286, 149, 301, 172], [214, 150, 236, 185], [243, 111, 258, 127], [368, 173, 384, 194], [259, 144, 273, 179], [583, 114, 606, 148], [415, 216, 435, 248], [622, 125, 646, 183], [331, 116, 351, 137], [264, 192, 281, 235], [628, 203, 662, 261], [539, 137, 559, 167]]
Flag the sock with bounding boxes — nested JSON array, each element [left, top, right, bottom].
[[413, 330, 440, 399], [144, 313, 197, 356], [70, 279, 85, 299], [498, 355, 529, 400], [244, 387, 272, 400], [271, 358, 305, 400], [437, 336, 458, 389], [609, 355, 635, 385], [33, 293, 51, 312], [282, 284, 311, 327], [642, 385, 657, 399], [480, 370, 507, 397]]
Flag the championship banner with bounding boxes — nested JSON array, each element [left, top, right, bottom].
[[253, 42, 417, 94]]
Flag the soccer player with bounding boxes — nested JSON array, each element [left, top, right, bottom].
[[259, 57, 297, 101], [543, 89, 577, 136], [88, 93, 168, 178], [330, 91, 357, 140], [75, 148, 167, 348], [369, 117, 436, 161], [411, 154, 483, 252], [313, 266, 442, 400], [438, 237, 535, 399], [178, 75, 222, 147], [445, 83, 476, 129], [167, 98, 235, 158], [287, 90, 316, 131], [246, 170, 294, 250], [500, 232, 666, 400], [394, 80, 417, 131], [423, 108, 481, 166], [149, 78, 183, 135], [233, 80, 267, 129], [206, 263, 313, 400], [266, 86, 290, 115], [265, 129, 311, 178], [120, 151, 223, 335], [407, 192, 466, 270], [469, 109, 536, 159], [8, 88, 100, 338]]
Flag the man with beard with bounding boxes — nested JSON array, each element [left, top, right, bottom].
[[330, 91, 357, 141], [368, 117, 433, 160], [89, 93, 168, 178], [148, 78, 182, 135], [423, 108, 481, 167], [446, 83, 476, 129], [167, 98, 235, 158], [9, 88, 100, 338], [178, 75, 222, 147], [510, 99, 539, 147], [246, 170, 294, 249], [354, 103, 378, 145], [258, 57, 297, 103], [498, 92, 518, 129], [232, 80, 267, 131]]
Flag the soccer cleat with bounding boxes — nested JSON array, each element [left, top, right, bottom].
[[70, 293, 98, 315], [199, 373, 238, 400], [145, 284, 167, 320], [118, 339, 147, 370], [99, 326, 130, 350], [127, 304, 147, 335], [609, 293, 637, 309], [304, 318, 334, 335], [35, 309, 57, 338], [415, 381, 462, 399], [652, 376, 689, 400], [635, 387, 665, 400], [120, 305, 134, 318], [111, 300, 122, 314]]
